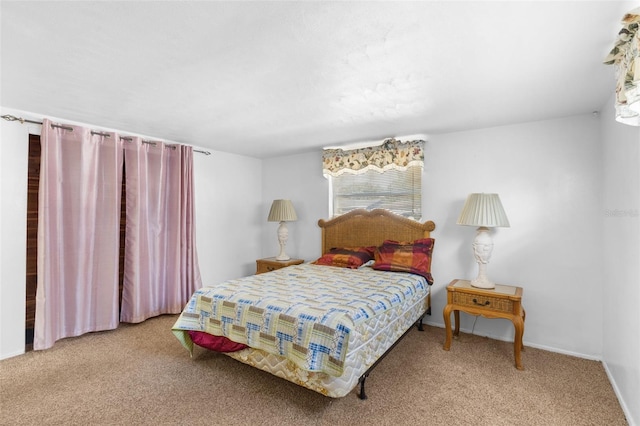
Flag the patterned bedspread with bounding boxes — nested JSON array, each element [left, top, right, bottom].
[[172, 263, 428, 377]]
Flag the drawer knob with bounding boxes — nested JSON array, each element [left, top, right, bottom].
[[472, 298, 490, 306]]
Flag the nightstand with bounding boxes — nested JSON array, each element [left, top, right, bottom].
[[255, 257, 304, 274], [443, 279, 526, 370]]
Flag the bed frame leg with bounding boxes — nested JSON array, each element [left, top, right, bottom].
[[358, 374, 368, 400], [416, 306, 431, 331], [416, 314, 427, 331]]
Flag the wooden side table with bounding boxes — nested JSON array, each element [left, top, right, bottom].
[[443, 279, 526, 370], [255, 257, 304, 274]]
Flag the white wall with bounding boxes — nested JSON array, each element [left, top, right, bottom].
[[0, 110, 32, 359], [263, 114, 604, 358], [601, 95, 640, 426], [194, 150, 263, 282], [0, 107, 263, 359], [261, 151, 328, 261], [426, 115, 604, 357]]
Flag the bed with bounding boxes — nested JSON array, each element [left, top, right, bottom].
[[172, 208, 436, 399]]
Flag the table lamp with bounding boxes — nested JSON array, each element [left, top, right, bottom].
[[267, 199, 298, 261], [457, 193, 510, 289]]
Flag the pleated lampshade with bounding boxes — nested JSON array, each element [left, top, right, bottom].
[[457, 193, 510, 228], [267, 199, 298, 222]]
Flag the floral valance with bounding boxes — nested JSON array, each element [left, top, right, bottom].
[[322, 138, 425, 177], [604, 8, 640, 126]]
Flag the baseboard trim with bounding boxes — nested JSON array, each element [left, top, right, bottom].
[[602, 360, 635, 426], [422, 319, 601, 361], [0, 348, 26, 361]]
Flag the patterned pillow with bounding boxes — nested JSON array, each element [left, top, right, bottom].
[[312, 246, 376, 269], [372, 238, 435, 284]]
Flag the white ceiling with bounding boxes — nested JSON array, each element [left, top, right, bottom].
[[0, 1, 633, 158]]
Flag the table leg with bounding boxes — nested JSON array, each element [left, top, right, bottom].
[[453, 310, 460, 337], [443, 304, 453, 350], [521, 308, 526, 351], [513, 315, 525, 370]]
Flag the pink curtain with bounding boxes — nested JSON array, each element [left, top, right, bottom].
[[120, 138, 201, 323], [34, 119, 123, 350]]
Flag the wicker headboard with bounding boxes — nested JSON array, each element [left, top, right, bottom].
[[317, 209, 436, 254]]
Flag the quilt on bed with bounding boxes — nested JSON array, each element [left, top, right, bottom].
[[172, 263, 428, 377]]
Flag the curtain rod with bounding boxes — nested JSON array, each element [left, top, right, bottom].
[[1, 114, 212, 155]]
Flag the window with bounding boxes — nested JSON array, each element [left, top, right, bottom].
[[329, 167, 422, 219], [323, 138, 424, 219]]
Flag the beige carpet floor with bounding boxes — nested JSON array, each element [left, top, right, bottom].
[[0, 315, 627, 426]]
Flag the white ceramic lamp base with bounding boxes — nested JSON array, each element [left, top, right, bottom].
[[275, 221, 290, 261], [470, 226, 495, 289]]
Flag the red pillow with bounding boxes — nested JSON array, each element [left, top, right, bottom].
[[312, 246, 376, 269], [188, 331, 248, 352], [372, 238, 434, 284]]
